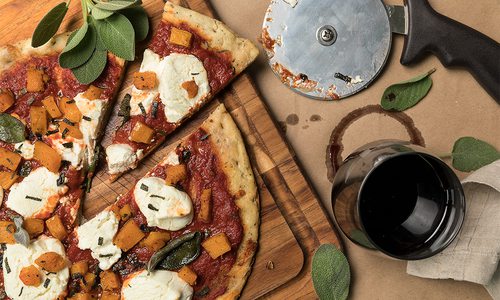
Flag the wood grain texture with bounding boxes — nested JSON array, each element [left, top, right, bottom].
[[0, 0, 342, 298]]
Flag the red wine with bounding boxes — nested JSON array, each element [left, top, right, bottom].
[[359, 154, 452, 257]]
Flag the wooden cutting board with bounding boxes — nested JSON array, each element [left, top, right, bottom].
[[0, 0, 342, 298]]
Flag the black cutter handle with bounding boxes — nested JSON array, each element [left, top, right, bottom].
[[402, 0, 500, 104]]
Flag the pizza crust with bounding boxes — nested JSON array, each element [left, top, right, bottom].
[[201, 104, 259, 299], [162, 1, 259, 75]]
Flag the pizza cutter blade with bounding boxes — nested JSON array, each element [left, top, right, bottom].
[[263, 0, 500, 102]]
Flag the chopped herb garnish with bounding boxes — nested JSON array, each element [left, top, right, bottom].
[[57, 90, 63, 97], [61, 128, 69, 139], [65, 99, 76, 104], [181, 149, 191, 162], [19, 88, 27, 96], [35, 133, 43, 141], [195, 286, 210, 297], [151, 101, 159, 118], [27, 97, 36, 106], [18, 286, 23, 296], [46, 129, 59, 136], [191, 72, 200, 76], [62, 142, 73, 148], [140, 184, 149, 192], [118, 94, 132, 118], [1, 243, 6, 251], [150, 195, 165, 200], [138, 102, 147, 116], [99, 254, 113, 258], [139, 224, 150, 232], [63, 118, 75, 126], [26, 195, 42, 202], [43, 278, 50, 288], [45, 271, 56, 276], [4, 257, 10, 274], [200, 133, 210, 141], [57, 173, 65, 186], [18, 162, 32, 177], [148, 204, 159, 211], [98, 237, 103, 246], [82, 115, 92, 121]]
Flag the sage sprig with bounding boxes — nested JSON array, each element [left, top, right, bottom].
[[32, 0, 149, 84], [451, 137, 500, 172], [312, 244, 350, 300]]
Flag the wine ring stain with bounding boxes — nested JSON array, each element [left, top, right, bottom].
[[326, 105, 425, 182]]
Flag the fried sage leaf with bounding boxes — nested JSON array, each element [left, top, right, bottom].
[[12, 216, 30, 248], [147, 232, 201, 273], [381, 68, 436, 112], [32, 2, 69, 47], [0, 113, 25, 143], [452, 137, 500, 172], [312, 244, 350, 300]]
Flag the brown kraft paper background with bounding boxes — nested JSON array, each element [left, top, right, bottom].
[[212, 0, 500, 299]]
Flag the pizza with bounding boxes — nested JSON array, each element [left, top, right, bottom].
[[0, 33, 126, 298], [65, 104, 259, 299], [105, 1, 259, 180]]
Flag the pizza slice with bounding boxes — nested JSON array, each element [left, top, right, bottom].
[[105, 1, 259, 180], [66, 104, 259, 299], [0, 33, 125, 299]]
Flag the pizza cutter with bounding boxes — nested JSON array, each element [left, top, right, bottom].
[[262, 0, 500, 102]]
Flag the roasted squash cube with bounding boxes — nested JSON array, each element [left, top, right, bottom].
[[42, 96, 62, 118], [129, 121, 154, 144], [101, 291, 120, 300], [0, 89, 14, 112], [202, 233, 232, 259], [0, 220, 15, 244], [0, 171, 19, 190], [119, 204, 132, 221], [82, 85, 103, 100], [80, 272, 96, 292], [100, 270, 121, 291], [35, 251, 67, 272], [71, 260, 88, 276], [23, 218, 45, 239], [59, 121, 83, 139], [198, 188, 212, 223], [140, 231, 171, 251], [59, 97, 82, 123], [26, 69, 46, 92], [178, 266, 197, 286], [133, 71, 157, 90], [46, 215, 67, 240], [169, 27, 192, 47], [30, 106, 48, 135], [113, 220, 145, 252], [0, 148, 22, 171], [181, 80, 198, 99], [19, 265, 42, 286], [68, 293, 92, 300], [165, 164, 187, 186], [34, 141, 61, 173]]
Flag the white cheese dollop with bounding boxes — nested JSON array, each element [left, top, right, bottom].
[[6, 167, 68, 219], [129, 49, 210, 123], [122, 270, 193, 300], [133, 177, 193, 231], [77, 210, 121, 270], [14, 140, 35, 160], [161, 151, 180, 166], [48, 133, 85, 169], [74, 92, 106, 165], [3, 236, 70, 300], [106, 143, 138, 175]]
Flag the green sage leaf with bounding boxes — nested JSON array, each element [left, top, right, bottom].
[[452, 137, 500, 172], [12, 216, 30, 248], [71, 48, 108, 84], [158, 232, 202, 270], [91, 7, 114, 20], [62, 22, 89, 53], [312, 244, 350, 300], [95, 14, 135, 61], [120, 6, 149, 41], [147, 231, 201, 274], [381, 68, 436, 112], [59, 23, 97, 69], [32, 2, 69, 47], [94, 0, 139, 12], [0, 113, 26, 143]]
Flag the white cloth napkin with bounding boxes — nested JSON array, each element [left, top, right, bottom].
[[407, 159, 500, 300]]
